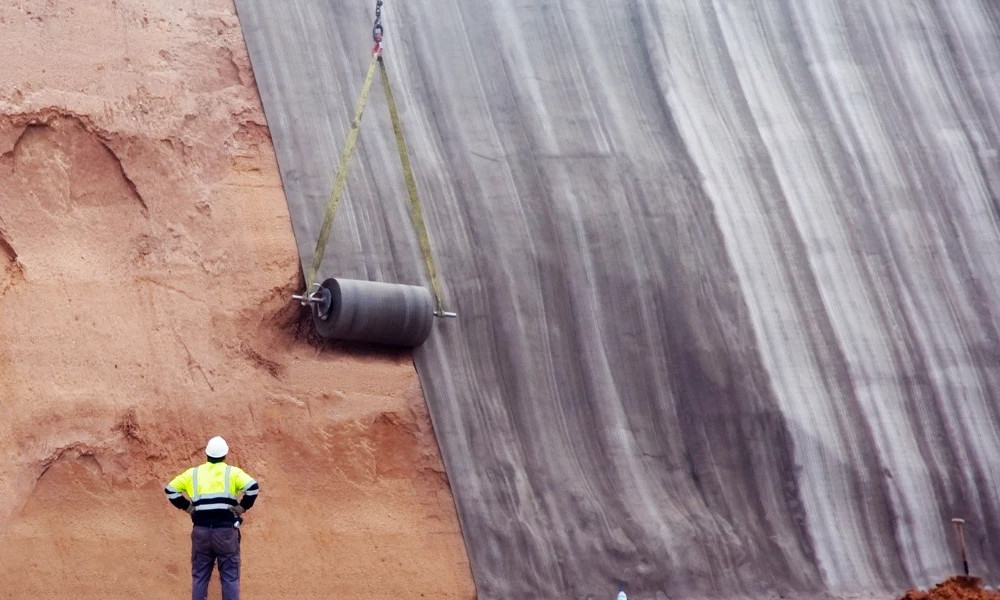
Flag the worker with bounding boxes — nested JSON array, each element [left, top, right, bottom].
[[164, 436, 260, 600]]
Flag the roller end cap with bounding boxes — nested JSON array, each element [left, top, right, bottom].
[[293, 283, 333, 318]]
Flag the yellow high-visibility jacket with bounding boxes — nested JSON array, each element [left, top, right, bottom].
[[165, 462, 259, 527]]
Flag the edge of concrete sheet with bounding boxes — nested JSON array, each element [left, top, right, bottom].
[[235, 1, 1000, 598]]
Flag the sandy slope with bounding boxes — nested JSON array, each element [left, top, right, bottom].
[[0, 1, 473, 598]]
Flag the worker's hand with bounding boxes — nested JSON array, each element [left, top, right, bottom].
[[185, 505, 195, 515], [231, 505, 245, 518]]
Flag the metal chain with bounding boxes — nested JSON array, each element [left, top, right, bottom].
[[372, 0, 384, 43]]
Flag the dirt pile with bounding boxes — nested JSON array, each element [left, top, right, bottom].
[[900, 578, 1000, 600], [0, 1, 473, 598]]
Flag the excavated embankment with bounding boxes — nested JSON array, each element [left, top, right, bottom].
[[0, 2, 473, 598]]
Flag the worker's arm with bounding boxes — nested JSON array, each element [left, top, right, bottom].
[[165, 468, 194, 511], [232, 467, 260, 511]]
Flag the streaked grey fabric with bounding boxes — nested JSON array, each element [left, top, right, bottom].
[[235, 1, 1000, 598]]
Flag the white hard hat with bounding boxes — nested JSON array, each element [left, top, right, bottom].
[[205, 436, 229, 458]]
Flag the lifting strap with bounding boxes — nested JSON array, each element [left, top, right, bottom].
[[301, 0, 450, 315], [379, 59, 445, 314], [303, 53, 380, 293]]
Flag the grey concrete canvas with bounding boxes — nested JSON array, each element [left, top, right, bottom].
[[234, 1, 1000, 598]]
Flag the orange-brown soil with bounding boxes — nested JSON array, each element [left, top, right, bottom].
[[0, 1, 474, 598], [900, 578, 1000, 600]]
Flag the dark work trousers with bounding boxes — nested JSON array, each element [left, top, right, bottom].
[[191, 525, 241, 600]]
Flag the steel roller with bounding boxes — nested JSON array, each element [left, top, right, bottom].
[[308, 278, 435, 347]]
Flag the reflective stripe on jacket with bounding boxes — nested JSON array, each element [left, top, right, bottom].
[[165, 462, 258, 527]]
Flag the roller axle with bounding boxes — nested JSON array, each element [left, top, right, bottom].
[[292, 284, 333, 316]]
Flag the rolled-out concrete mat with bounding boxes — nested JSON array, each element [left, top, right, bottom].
[[311, 278, 434, 347], [238, 1, 1000, 597]]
